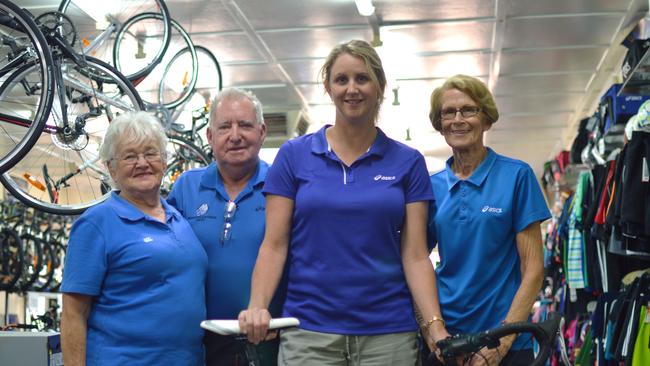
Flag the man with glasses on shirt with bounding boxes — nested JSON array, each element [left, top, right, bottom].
[[168, 87, 285, 366]]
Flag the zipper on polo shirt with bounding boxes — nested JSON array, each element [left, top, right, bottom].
[[339, 162, 347, 185]]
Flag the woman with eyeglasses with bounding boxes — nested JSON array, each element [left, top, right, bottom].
[[238, 39, 449, 365], [425, 75, 550, 366], [60, 111, 207, 366]]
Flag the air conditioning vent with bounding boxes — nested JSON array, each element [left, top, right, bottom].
[[264, 113, 287, 137]]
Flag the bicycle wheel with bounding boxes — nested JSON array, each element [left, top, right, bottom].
[[167, 45, 223, 126], [0, 0, 54, 173], [0, 56, 143, 215], [115, 13, 198, 109], [0, 227, 23, 292], [58, 0, 171, 82], [16, 232, 43, 292], [32, 234, 55, 291], [160, 135, 210, 197]]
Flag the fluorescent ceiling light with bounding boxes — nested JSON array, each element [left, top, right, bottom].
[[355, 0, 375, 17]]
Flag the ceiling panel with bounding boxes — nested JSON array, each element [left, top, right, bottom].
[[504, 16, 623, 49], [250, 86, 302, 110], [496, 94, 580, 115], [236, 0, 367, 29], [494, 74, 592, 95], [378, 0, 496, 21], [418, 52, 491, 79], [282, 59, 325, 84], [500, 47, 608, 75], [509, 0, 631, 16], [261, 28, 373, 60], [190, 33, 262, 63], [221, 64, 284, 87], [384, 21, 494, 54], [167, 1, 240, 32]]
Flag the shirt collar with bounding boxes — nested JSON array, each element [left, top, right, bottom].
[[311, 124, 390, 158], [108, 191, 180, 222], [444, 147, 497, 190], [200, 160, 268, 190]]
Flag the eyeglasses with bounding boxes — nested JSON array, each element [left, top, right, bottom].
[[221, 201, 237, 245], [440, 106, 481, 120], [115, 151, 162, 165]]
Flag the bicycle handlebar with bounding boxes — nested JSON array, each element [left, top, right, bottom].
[[431, 312, 562, 366], [200, 317, 300, 336]]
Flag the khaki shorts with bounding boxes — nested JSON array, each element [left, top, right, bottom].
[[278, 327, 418, 366]]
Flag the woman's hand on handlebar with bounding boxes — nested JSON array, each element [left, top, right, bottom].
[[424, 321, 452, 362], [237, 308, 271, 344], [468, 337, 512, 366]]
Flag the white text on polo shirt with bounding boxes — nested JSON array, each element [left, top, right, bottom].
[[143, 236, 153, 243], [481, 205, 503, 213], [195, 203, 208, 216], [374, 175, 396, 181]]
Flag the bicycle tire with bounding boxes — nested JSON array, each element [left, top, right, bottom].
[[115, 13, 198, 109], [0, 227, 23, 292], [58, 0, 171, 82], [0, 56, 144, 215], [158, 44, 223, 110], [17, 232, 43, 292], [161, 135, 211, 197], [0, 0, 55, 173], [33, 236, 55, 291], [47, 241, 66, 292]]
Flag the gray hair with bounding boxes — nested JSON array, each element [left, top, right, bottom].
[[209, 87, 265, 126], [99, 111, 168, 166]]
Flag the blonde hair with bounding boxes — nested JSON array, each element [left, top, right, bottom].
[[320, 39, 386, 123], [429, 74, 499, 131]]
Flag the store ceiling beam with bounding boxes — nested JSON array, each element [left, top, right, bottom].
[[488, 0, 509, 91], [219, 0, 309, 114]]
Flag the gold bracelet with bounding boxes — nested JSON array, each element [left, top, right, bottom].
[[423, 315, 445, 329]]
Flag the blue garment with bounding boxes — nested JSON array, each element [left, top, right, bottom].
[[428, 148, 550, 350], [167, 160, 285, 319], [264, 125, 433, 335], [61, 192, 207, 366]]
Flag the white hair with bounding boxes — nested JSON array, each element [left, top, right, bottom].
[[99, 111, 168, 166], [209, 87, 264, 126]]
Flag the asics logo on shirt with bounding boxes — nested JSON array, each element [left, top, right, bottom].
[[143, 236, 153, 243], [481, 205, 503, 213], [374, 175, 396, 181], [195, 203, 208, 216]]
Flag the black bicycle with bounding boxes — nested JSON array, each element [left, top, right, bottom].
[[428, 313, 562, 366]]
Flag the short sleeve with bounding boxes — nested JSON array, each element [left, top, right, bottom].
[[427, 198, 437, 251], [166, 172, 185, 215], [513, 165, 552, 232], [404, 151, 434, 203], [263, 140, 297, 199], [61, 217, 107, 296]]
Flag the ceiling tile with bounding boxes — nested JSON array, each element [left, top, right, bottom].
[[235, 0, 367, 29], [261, 28, 374, 60], [190, 33, 262, 63], [378, 0, 496, 21], [504, 15, 623, 49], [499, 47, 608, 75], [384, 21, 494, 53], [509, 0, 630, 16]]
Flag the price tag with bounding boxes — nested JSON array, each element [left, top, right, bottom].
[[645, 306, 650, 323], [643, 157, 649, 183]]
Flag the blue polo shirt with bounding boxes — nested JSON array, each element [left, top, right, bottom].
[[264, 125, 433, 335], [428, 148, 550, 350], [167, 160, 285, 319], [61, 192, 207, 366]]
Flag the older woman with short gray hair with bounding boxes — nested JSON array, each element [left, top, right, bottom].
[[60, 111, 208, 366]]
